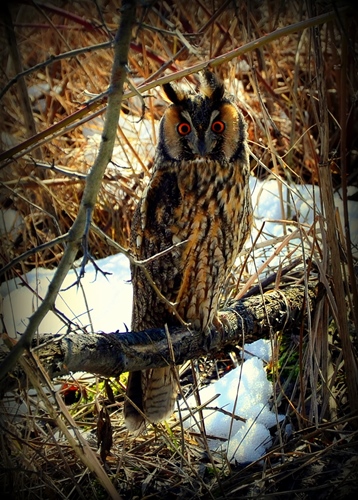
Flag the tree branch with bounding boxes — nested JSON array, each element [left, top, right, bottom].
[[0, 0, 137, 383], [0, 284, 318, 394], [0, 7, 346, 165]]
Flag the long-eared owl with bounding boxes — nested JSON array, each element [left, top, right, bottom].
[[124, 69, 252, 432]]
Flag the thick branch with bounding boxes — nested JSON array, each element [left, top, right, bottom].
[[1, 284, 318, 393]]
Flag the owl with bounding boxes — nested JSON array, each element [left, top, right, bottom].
[[124, 69, 252, 432]]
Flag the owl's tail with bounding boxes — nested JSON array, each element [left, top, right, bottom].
[[124, 366, 177, 432]]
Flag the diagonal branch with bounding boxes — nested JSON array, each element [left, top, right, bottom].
[[0, 7, 346, 165], [0, 0, 137, 383]]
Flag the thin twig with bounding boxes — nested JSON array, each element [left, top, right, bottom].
[[0, 233, 69, 278], [0, 8, 346, 165], [0, 0, 137, 382], [0, 42, 113, 101]]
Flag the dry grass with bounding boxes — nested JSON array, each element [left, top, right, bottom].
[[1, 0, 358, 498]]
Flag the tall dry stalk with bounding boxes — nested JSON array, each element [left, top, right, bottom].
[[310, 9, 358, 419]]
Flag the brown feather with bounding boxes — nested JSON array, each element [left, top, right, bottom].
[[124, 71, 252, 432]]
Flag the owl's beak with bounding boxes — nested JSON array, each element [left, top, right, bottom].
[[193, 138, 208, 157]]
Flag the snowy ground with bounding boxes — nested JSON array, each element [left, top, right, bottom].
[[1, 175, 357, 463]]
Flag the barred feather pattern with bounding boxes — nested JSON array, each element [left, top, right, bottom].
[[124, 70, 252, 432]]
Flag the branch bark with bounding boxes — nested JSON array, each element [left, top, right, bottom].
[[1, 284, 318, 393]]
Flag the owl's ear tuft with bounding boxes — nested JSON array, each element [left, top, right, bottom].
[[199, 69, 225, 101], [163, 82, 187, 105]]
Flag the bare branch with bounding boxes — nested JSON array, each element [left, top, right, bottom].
[[0, 8, 346, 165], [0, 0, 137, 383], [0, 284, 318, 393], [0, 41, 113, 101], [0, 233, 69, 278]]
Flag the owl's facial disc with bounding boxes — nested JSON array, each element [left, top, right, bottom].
[[160, 93, 245, 162], [177, 109, 224, 158]]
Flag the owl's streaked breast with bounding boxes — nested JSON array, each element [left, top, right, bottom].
[[169, 157, 251, 330]]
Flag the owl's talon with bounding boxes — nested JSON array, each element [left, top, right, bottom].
[[212, 315, 224, 334]]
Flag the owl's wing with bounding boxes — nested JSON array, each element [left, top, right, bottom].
[[130, 168, 184, 331]]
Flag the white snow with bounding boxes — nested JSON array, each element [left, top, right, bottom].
[[1, 176, 357, 464], [179, 351, 284, 464], [0, 253, 132, 338]]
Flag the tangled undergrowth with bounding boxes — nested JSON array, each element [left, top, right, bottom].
[[1, 0, 357, 498]]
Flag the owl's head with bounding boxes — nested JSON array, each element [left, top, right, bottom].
[[158, 69, 247, 163]]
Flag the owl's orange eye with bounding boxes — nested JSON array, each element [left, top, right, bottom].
[[211, 120, 225, 133], [177, 122, 191, 135]]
